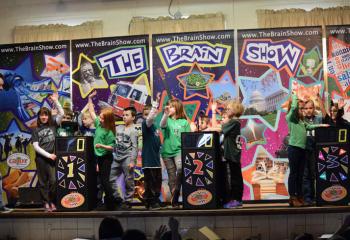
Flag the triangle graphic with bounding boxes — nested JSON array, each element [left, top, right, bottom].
[[77, 180, 84, 188], [62, 156, 68, 162], [318, 163, 325, 173], [331, 146, 339, 153], [204, 154, 212, 161], [323, 147, 329, 153], [340, 155, 348, 164], [78, 172, 86, 182], [186, 176, 193, 185], [206, 161, 214, 170], [340, 172, 347, 181], [327, 154, 338, 162], [69, 181, 77, 190], [206, 169, 213, 178], [341, 164, 348, 174], [320, 172, 327, 181], [197, 152, 204, 158], [59, 179, 66, 188], [184, 168, 191, 177], [330, 173, 339, 182], [58, 160, 64, 170], [57, 171, 65, 180], [339, 149, 347, 155], [189, 152, 195, 159], [185, 157, 191, 166], [318, 151, 325, 160], [77, 158, 84, 165], [196, 177, 205, 187], [78, 164, 86, 173], [205, 177, 212, 185], [70, 155, 76, 162]]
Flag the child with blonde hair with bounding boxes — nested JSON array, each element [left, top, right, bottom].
[[221, 99, 245, 208]]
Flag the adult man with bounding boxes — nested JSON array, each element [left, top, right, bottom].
[[79, 61, 106, 95]]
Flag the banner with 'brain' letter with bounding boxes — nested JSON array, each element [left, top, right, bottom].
[[238, 27, 323, 200], [0, 41, 71, 205], [153, 30, 236, 200]]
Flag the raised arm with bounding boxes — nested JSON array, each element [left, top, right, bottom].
[[88, 91, 97, 121], [160, 105, 169, 128], [146, 92, 160, 128], [49, 92, 64, 125]]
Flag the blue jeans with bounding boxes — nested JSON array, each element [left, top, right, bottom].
[[288, 146, 306, 197], [303, 149, 316, 202]]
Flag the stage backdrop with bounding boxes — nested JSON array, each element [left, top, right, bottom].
[[152, 30, 236, 200], [71, 35, 150, 203], [0, 41, 71, 205], [238, 27, 323, 200], [326, 25, 350, 121]]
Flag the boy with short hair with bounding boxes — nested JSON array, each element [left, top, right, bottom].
[[110, 106, 139, 209]]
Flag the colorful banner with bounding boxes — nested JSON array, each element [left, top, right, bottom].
[[71, 35, 150, 202], [0, 41, 71, 205], [153, 30, 235, 123], [238, 27, 323, 200], [326, 25, 350, 120], [153, 30, 235, 200]]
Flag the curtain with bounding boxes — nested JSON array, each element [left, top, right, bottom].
[[13, 20, 103, 43], [257, 6, 350, 28], [129, 13, 225, 35]]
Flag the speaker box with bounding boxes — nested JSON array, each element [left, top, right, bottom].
[[55, 136, 97, 211], [16, 187, 42, 208]]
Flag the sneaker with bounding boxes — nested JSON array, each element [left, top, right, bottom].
[[0, 207, 13, 213], [223, 200, 243, 209], [44, 203, 52, 212], [149, 203, 161, 210], [120, 202, 131, 210], [50, 203, 57, 212]]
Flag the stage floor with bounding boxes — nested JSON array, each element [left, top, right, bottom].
[[2, 203, 350, 218]]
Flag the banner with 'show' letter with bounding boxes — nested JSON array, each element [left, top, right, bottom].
[[238, 27, 323, 200]]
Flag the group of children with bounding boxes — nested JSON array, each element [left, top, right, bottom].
[[32, 89, 246, 211], [286, 89, 348, 207], [30, 87, 350, 212]]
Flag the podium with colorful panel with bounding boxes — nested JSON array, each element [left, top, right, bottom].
[[181, 131, 224, 209], [315, 127, 350, 206], [55, 136, 97, 211]]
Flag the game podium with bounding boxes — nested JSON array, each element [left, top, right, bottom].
[[55, 136, 97, 211], [181, 131, 224, 209], [315, 126, 350, 206]]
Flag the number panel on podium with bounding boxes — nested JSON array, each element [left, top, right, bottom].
[[315, 127, 350, 206], [55, 136, 96, 211], [181, 132, 223, 209]]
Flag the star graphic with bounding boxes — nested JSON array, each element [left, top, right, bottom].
[[238, 69, 288, 131], [40, 51, 69, 87], [241, 119, 267, 149], [208, 70, 237, 104], [242, 145, 289, 200], [177, 62, 214, 100], [296, 46, 323, 82], [327, 36, 350, 93], [72, 54, 108, 99]]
